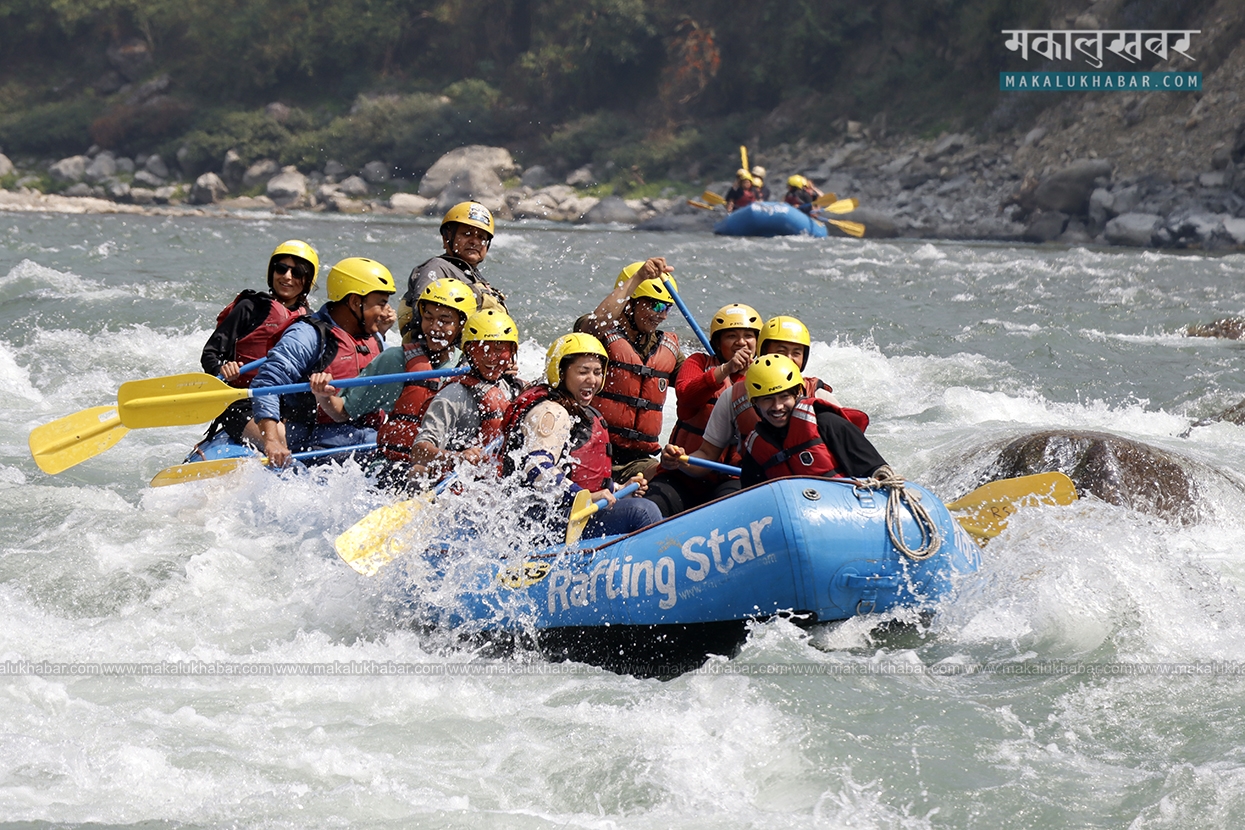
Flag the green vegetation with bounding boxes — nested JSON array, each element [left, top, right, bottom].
[[0, 0, 1065, 180]]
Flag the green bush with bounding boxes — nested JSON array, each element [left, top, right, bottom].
[[177, 110, 297, 175], [0, 95, 103, 157]]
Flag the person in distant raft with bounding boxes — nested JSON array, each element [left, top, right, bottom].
[[578, 259, 684, 484], [645, 302, 760, 518], [783, 175, 823, 214], [737, 355, 892, 488], [750, 165, 771, 201], [500, 333, 660, 546], [724, 169, 757, 212], [311, 277, 476, 487], [251, 257, 396, 467], [399, 201, 507, 347], [406, 308, 524, 484], [199, 240, 318, 447]]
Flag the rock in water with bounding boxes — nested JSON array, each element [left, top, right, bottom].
[[1186, 317, 1245, 339], [984, 430, 1203, 524]]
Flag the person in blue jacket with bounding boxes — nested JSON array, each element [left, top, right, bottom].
[[251, 257, 397, 467]]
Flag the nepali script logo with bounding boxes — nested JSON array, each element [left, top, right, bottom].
[[1000, 29, 1201, 91]]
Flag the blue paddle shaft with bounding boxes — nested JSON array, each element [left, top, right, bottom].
[[291, 443, 374, 462], [232, 357, 268, 377], [662, 277, 714, 354], [592, 480, 642, 511], [248, 366, 469, 398], [684, 456, 742, 476]]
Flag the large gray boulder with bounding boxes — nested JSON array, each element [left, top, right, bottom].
[[520, 165, 555, 189], [1224, 217, 1245, 245], [1033, 159, 1113, 215], [242, 159, 280, 189], [361, 161, 390, 184], [830, 207, 902, 239], [579, 195, 639, 225], [1023, 210, 1069, 243], [84, 153, 117, 183], [338, 175, 370, 197], [1104, 212, 1161, 246], [49, 156, 89, 183], [144, 154, 169, 179], [418, 146, 518, 198], [983, 430, 1206, 524], [389, 193, 435, 215], [132, 170, 165, 188], [221, 150, 245, 188], [189, 172, 228, 205], [266, 167, 307, 207], [434, 167, 506, 213], [0, 153, 14, 178]]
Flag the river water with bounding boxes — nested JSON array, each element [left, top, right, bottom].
[[2, 210, 1245, 828]]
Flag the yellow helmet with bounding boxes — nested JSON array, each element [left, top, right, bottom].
[[757, 315, 811, 352], [441, 201, 495, 239], [787, 175, 809, 189], [418, 277, 477, 318], [744, 354, 804, 401], [269, 239, 319, 292], [461, 308, 518, 346], [545, 332, 608, 387], [709, 303, 761, 338], [613, 262, 677, 304], [736, 168, 752, 181], [325, 257, 396, 302]]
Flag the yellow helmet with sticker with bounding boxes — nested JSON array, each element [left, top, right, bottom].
[[744, 354, 804, 401], [545, 333, 608, 387], [709, 303, 761, 338], [441, 201, 495, 239]]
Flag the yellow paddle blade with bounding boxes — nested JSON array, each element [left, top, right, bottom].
[[701, 190, 726, 206], [28, 405, 130, 474], [811, 191, 840, 208], [947, 472, 1078, 541], [740, 145, 749, 172], [149, 457, 259, 487], [686, 199, 714, 210], [565, 489, 596, 545], [821, 197, 859, 214], [825, 219, 866, 238], [335, 495, 435, 576], [118, 373, 247, 428]]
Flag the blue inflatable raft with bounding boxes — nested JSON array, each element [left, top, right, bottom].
[[713, 201, 828, 238], [402, 477, 981, 673]]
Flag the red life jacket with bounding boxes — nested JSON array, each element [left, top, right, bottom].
[[215, 290, 306, 387], [729, 374, 861, 452], [734, 188, 757, 209], [500, 385, 613, 491], [454, 373, 515, 448], [668, 355, 744, 456], [743, 398, 842, 480], [281, 316, 384, 425], [595, 328, 679, 455], [376, 338, 452, 461]]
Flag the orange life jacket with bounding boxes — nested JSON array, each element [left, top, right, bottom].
[[454, 373, 514, 448], [595, 328, 679, 455], [376, 339, 454, 461]]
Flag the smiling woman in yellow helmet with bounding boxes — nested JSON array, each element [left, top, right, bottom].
[[578, 257, 685, 483], [399, 200, 508, 346], [499, 332, 661, 545], [198, 239, 319, 447]]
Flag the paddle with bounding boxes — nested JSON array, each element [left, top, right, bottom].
[[811, 212, 866, 238], [334, 436, 503, 576], [810, 192, 843, 209], [701, 191, 727, 207], [566, 481, 643, 545], [660, 277, 714, 354], [118, 366, 470, 429], [29, 357, 269, 475], [680, 454, 742, 476], [686, 199, 716, 211], [947, 472, 1077, 540], [149, 442, 376, 488], [740, 145, 748, 173], [815, 197, 859, 214]]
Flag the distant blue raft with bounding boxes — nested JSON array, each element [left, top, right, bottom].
[[713, 201, 828, 238]]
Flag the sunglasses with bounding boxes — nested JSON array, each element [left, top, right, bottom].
[[647, 300, 672, 314], [272, 262, 308, 279]]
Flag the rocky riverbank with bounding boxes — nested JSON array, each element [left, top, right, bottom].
[[3, 25, 1245, 252]]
